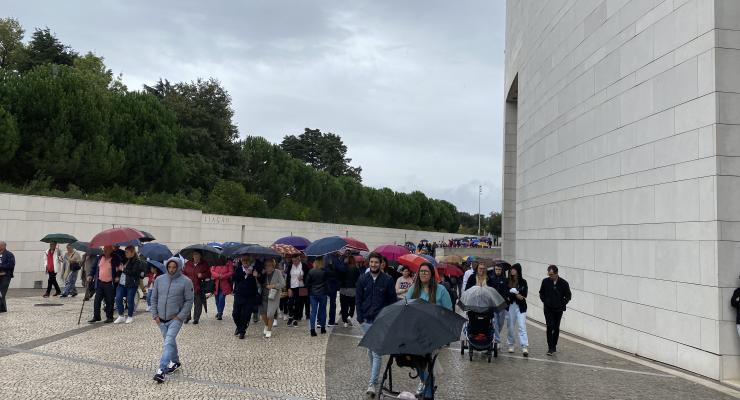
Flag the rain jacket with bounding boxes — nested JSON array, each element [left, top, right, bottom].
[[507, 263, 528, 313], [183, 259, 211, 295], [150, 257, 194, 321], [355, 271, 397, 324]]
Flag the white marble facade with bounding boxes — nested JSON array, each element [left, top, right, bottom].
[[0, 193, 461, 289], [503, 0, 740, 382]]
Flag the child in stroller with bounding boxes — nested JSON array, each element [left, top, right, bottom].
[[460, 309, 497, 362]]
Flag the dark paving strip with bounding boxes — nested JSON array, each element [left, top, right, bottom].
[[2, 346, 308, 400], [0, 324, 103, 358]]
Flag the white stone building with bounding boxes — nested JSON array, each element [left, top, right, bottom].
[[503, 0, 740, 382]]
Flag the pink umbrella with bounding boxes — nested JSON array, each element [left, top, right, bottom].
[[373, 245, 411, 263]]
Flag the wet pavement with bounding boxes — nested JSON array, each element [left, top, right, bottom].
[[0, 289, 737, 399]]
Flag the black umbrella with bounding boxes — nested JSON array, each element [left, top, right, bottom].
[[230, 244, 281, 259], [140, 243, 172, 262], [221, 242, 256, 258], [179, 244, 224, 266], [41, 233, 78, 244], [358, 298, 466, 356], [70, 241, 102, 256], [139, 231, 156, 242]]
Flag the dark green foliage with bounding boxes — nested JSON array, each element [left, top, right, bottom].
[[0, 18, 464, 232]]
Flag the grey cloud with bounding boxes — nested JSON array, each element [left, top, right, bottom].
[[6, 0, 505, 214]]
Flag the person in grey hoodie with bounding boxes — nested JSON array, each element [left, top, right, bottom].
[[150, 257, 194, 383]]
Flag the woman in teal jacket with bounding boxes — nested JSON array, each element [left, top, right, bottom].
[[405, 262, 452, 400]]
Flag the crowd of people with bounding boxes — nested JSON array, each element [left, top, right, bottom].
[[7, 237, 739, 399]]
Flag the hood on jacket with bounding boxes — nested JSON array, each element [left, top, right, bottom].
[[164, 256, 184, 278]]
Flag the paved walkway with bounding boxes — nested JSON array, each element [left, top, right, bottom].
[[0, 289, 738, 399]]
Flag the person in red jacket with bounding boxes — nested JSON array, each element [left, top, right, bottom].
[[210, 259, 234, 320], [183, 251, 211, 324]]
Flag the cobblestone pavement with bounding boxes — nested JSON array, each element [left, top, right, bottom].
[[1, 290, 739, 399]]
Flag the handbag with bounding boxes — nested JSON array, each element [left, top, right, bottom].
[[298, 287, 309, 297], [70, 262, 81, 272], [268, 288, 278, 300], [201, 279, 215, 294]]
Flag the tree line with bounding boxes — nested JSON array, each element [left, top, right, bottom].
[[0, 19, 497, 233]]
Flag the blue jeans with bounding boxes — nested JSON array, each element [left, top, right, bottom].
[[309, 295, 327, 330], [327, 289, 338, 324], [361, 322, 382, 386], [146, 289, 153, 307], [494, 309, 512, 345], [158, 319, 183, 371], [215, 292, 226, 315], [115, 285, 137, 317], [417, 368, 434, 398], [61, 270, 78, 295], [508, 303, 528, 347]]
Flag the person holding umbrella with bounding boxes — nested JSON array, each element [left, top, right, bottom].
[[182, 251, 211, 324], [306, 256, 329, 337], [41, 241, 64, 297], [465, 262, 492, 291], [114, 246, 146, 324], [259, 257, 284, 338], [88, 246, 122, 323], [356, 252, 398, 397], [210, 258, 234, 320], [489, 264, 511, 352], [405, 262, 452, 399], [232, 255, 261, 339], [286, 254, 310, 327], [60, 244, 83, 298]]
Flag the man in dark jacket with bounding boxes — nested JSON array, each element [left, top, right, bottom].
[[151, 256, 194, 383], [0, 241, 15, 313], [232, 256, 261, 339], [355, 252, 397, 397], [539, 265, 572, 356], [731, 277, 740, 338]]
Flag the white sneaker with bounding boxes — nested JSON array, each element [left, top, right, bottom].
[[343, 322, 348, 328], [263, 327, 268, 336], [508, 345, 515, 353], [522, 347, 529, 357], [366, 384, 376, 396], [125, 316, 133, 324], [416, 382, 425, 395], [113, 316, 125, 324], [282, 315, 288, 321], [273, 320, 278, 327], [146, 306, 151, 312], [265, 330, 272, 338]]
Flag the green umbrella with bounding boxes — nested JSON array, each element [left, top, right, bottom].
[[41, 233, 78, 244]]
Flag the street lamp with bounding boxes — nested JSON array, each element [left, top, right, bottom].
[[478, 185, 482, 236]]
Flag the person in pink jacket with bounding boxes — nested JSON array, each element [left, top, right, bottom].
[[210, 259, 234, 320]]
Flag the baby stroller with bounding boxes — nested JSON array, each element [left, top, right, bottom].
[[460, 310, 497, 362], [378, 353, 438, 399]]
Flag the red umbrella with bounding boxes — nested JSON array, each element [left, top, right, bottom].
[[353, 255, 365, 264], [342, 237, 369, 251], [438, 263, 464, 278], [373, 244, 410, 263], [398, 254, 430, 273], [89, 227, 145, 248]]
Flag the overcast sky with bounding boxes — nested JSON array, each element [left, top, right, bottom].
[[6, 0, 506, 214]]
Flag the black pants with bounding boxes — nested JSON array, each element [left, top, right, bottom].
[[289, 293, 309, 321], [93, 281, 115, 320], [45, 272, 61, 295], [0, 275, 11, 312], [544, 308, 564, 351], [232, 301, 252, 334], [339, 294, 355, 323], [190, 293, 204, 322]]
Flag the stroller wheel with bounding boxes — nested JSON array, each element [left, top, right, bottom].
[[488, 354, 492, 363], [460, 344, 465, 355], [469, 349, 473, 361], [493, 343, 498, 358]]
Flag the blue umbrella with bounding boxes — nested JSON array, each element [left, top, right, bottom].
[[273, 236, 312, 251], [140, 243, 173, 262], [304, 236, 347, 257], [420, 254, 438, 266], [207, 242, 223, 249], [147, 259, 166, 274]]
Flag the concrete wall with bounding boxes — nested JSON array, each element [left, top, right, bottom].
[[435, 247, 502, 260], [504, 0, 738, 381], [0, 192, 463, 289]]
